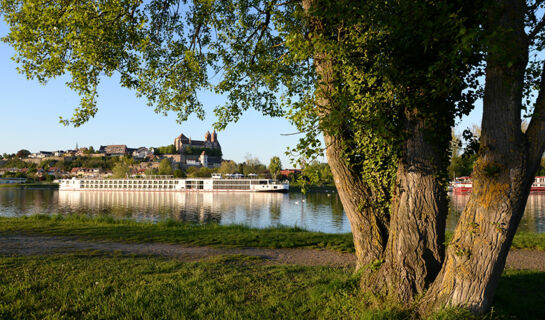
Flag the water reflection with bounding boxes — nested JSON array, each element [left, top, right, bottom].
[[447, 193, 545, 233], [0, 188, 351, 233], [3, 187, 545, 234]]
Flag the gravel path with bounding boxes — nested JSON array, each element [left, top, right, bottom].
[[0, 234, 355, 267], [1, 234, 544, 270]]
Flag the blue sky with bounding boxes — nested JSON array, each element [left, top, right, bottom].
[[0, 21, 481, 167]]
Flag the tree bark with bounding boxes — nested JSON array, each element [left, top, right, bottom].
[[324, 133, 389, 269], [420, 0, 540, 313], [303, 0, 390, 269], [304, 0, 450, 296], [370, 113, 448, 302]]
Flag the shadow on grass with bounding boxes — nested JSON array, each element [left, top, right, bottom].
[[494, 269, 545, 319]]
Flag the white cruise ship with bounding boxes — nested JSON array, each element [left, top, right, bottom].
[[59, 174, 289, 192]]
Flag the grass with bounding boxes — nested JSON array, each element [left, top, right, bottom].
[[0, 215, 355, 252], [0, 182, 58, 188], [0, 252, 401, 320], [493, 269, 545, 319], [509, 232, 545, 250], [2, 215, 545, 252], [0, 251, 542, 319]]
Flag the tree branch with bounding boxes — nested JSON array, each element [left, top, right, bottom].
[[526, 61, 545, 168], [528, 16, 545, 40]]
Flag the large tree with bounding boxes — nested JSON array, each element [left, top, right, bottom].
[[4, 0, 526, 314], [268, 156, 282, 179], [421, 0, 545, 313]]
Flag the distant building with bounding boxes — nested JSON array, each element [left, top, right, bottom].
[[70, 167, 101, 177], [75, 147, 88, 157], [0, 178, 26, 184], [174, 130, 221, 152], [29, 151, 53, 159], [279, 169, 301, 179], [132, 147, 151, 159], [173, 130, 222, 168], [99, 145, 129, 156], [47, 167, 66, 178]]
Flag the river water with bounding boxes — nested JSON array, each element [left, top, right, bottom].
[[1, 188, 545, 234]]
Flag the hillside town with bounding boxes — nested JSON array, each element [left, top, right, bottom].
[[0, 131, 313, 183]]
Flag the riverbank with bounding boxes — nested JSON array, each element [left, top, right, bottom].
[[1, 214, 545, 252], [288, 184, 337, 193], [0, 215, 354, 252], [0, 182, 58, 188], [0, 236, 543, 319]]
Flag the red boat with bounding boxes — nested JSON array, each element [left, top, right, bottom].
[[450, 176, 472, 194], [450, 176, 545, 194]]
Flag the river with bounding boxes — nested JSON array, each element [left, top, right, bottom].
[[1, 187, 545, 234]]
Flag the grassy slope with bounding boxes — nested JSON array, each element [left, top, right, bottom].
[[0, 215, 355, 252], [0, 252, 543, 319], [2, 215, 545, 252]]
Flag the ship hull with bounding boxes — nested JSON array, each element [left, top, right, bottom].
[[59, 177, 289, 193]]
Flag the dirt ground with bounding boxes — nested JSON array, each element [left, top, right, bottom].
[[1, 233, 544, 270]]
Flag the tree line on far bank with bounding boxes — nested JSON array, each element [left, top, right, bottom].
[[1, 152, 334, 186]]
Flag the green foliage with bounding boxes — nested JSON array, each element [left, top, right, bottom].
[[448, 154, 477, 179], [183, 146, 222, 157], [58, 156, 122, 172], [302, 161, 333, 187], [173, 169, 184, 178], [112, 161, 131, 178], [268, 156, 282, 179], [241, 155, 267, 176], [447, 129, 481, 179], [186, 166, 214, 178], [1, 171, 27, 178], [144, 167, 159, 176], [154, 145, 177, 155], [0, 157, 31, 169], [83, 146, 95, 154], [158, 158, 174, 175], [16, 149, 30, 158], [217, 160, 238, 174]]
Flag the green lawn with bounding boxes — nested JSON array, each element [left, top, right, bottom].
[[0, 251, 542, 319], [2, 215, 545, 252], [1, 215, 544, 319], [0, 215, 355, 252], [0, 252, 397, 320]]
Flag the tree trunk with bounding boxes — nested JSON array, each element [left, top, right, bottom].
[[304, 0, 450, 296], [369, 113, 448, 302], [324, 133, 389, 269], [303, 0, 391, 269], [421, 0, 534, 313]]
